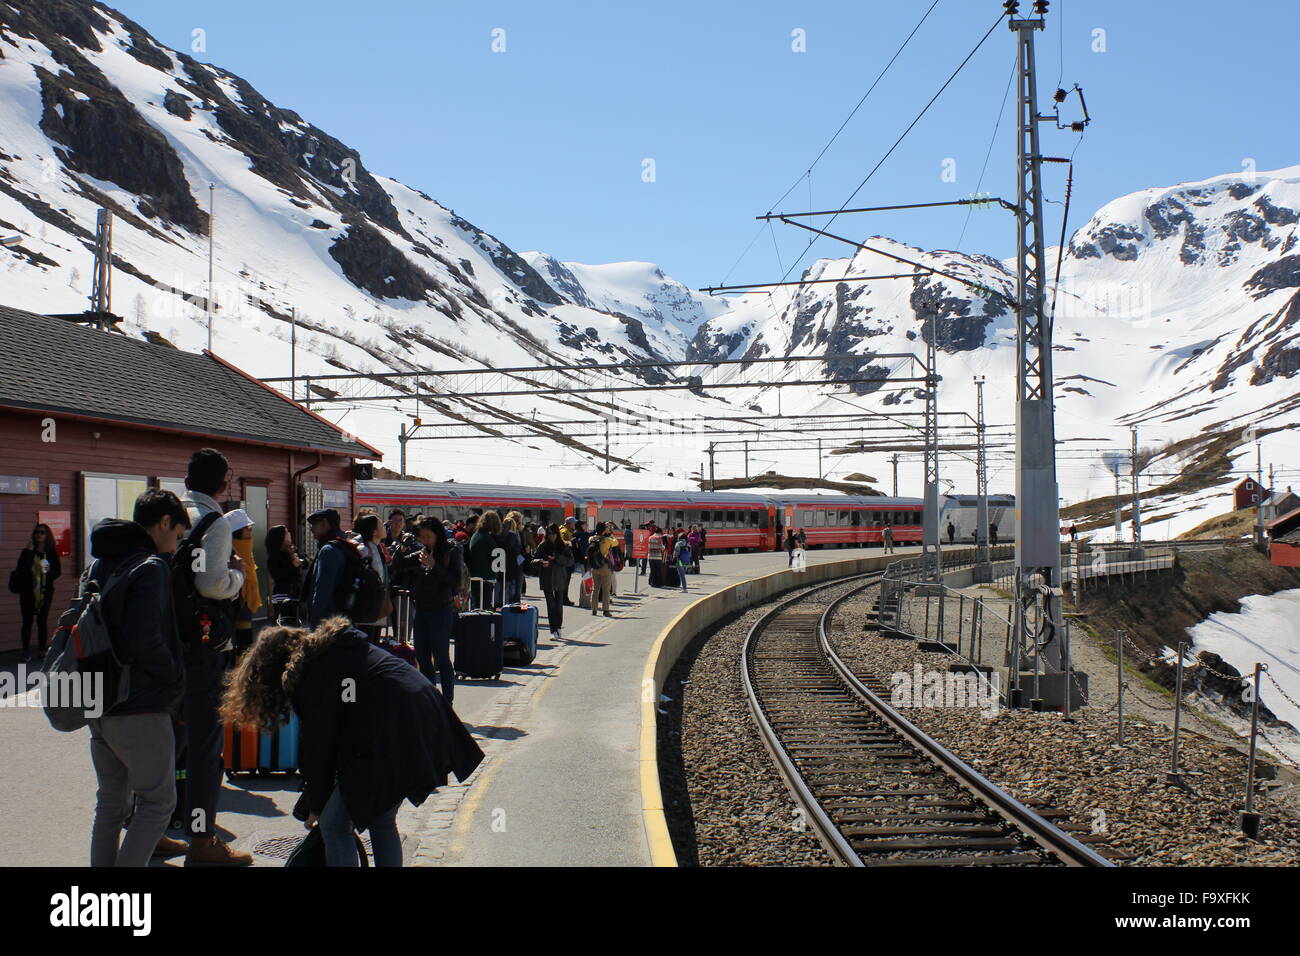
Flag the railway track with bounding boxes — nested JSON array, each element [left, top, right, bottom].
[[741, 574, 1114, 867]]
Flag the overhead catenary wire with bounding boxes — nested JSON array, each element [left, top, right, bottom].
[[720, 0, 943, 286], [774, 8, 1010, 286]]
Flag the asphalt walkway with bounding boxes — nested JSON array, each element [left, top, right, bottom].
[[0, 547, 899, 866]]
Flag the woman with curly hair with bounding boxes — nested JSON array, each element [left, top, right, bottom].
[[220, 617, 483, 866]]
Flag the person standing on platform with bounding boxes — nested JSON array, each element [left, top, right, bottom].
[[672, 534, 691, 592], [178, 448, 251, 867], [786, 529, 797, 566], [410, 517, 461, 704], [586, 525, 614, 618], [882, 523, 895, 554], [467, 510, 503, 609], [531, 524, 574, 639], [84, 490, 189, 866], [351, 513, 391, 642], [947, 520, 956, 545], [265, 525, 305, 624], [11, 523, 61, 663], [225, 509, 262, 654], [990, 524, 999, 547]]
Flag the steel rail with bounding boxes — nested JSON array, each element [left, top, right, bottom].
[[816, 589, 1114, 867], [739, 571, 1114, 867]]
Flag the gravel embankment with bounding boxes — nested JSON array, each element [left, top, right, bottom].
[[658, 578, 869, 866], [830, 591, 1300, 866]]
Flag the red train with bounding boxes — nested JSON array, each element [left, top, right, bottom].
[[355, 480, 925, 552]]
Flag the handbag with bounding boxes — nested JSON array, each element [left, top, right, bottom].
[[285, 827, 370, 867]]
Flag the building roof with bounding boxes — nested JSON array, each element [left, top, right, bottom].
[[0, 304, 379, 459], [1266, 505, 1300, 535]]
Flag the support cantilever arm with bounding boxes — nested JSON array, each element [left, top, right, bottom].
[[775, 217, 1000, 296]]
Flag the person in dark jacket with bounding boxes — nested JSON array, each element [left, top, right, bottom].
[[409, 517, 462, 702], [220, 617, 484, 867], [265, 524, 305, 623], [11, 523, 62, 662], [466, 510, 503, 608], [529, 524, 574, 639], [85, 491, 189, 867], [304, 509, 355, 627]]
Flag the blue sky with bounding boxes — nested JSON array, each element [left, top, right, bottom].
[[112, 0, 1299, 290]]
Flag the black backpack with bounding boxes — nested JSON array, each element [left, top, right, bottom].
[[323, 537, 386, 623], [172, 512, 237, 659]]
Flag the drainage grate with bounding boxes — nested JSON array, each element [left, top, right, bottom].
[[252, 832, 374, 861]]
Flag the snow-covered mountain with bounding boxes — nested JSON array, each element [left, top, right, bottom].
[[2, 0, 1297, 533]]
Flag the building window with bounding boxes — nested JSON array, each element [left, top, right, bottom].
[[82, 472, 149, 569]]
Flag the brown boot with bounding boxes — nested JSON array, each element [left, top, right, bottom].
[[185, 835, 253, 867], [153, 835, 189, 858]]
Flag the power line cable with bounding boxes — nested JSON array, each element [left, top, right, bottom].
[[720, 0, 943, 285], [776, 9, 1010, 284]]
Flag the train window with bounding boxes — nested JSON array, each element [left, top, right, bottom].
[[851, 510, 861, 527], [700, 510, 711, 524], [725, 510, 736, 528], [838, 510, 850, 527], [674, 510, 685, 527], [749, 511, 759, 527]]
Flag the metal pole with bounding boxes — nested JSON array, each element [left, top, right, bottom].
[[892, 453, 899, 497], [957, 592, 966, 656], [290, 307, 297, 402], [1116, 629, 1125, 745], [1010, 5, 1063, 674], [1131, 426, 1142, 547], [744, 441, 749, 480], [974, 376, 990, 578], [207, 183, 215, 351], [922, 308, 941, 581], [399, 423, 407, 479], [818, 438, 823, 480], [1113, 470, 1122, 539], [708, 443, 716, 492], [1170, 641, 1186, 777], [604, 416, 610, 474], [1242, 663, 1266, 838], [1062, 619, 1073, 720]]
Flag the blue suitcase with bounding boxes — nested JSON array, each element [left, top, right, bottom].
[[258, 713, 300, 773], [502, 604, 539, 666]]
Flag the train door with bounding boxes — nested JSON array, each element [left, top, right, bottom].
[[586, 500, 599, 528], [563, 499, 576, 520], [766, 505, 777, 551]]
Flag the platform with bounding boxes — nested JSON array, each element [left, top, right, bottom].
[[0, 547, 913, 867]]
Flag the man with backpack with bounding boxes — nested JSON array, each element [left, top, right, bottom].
[[177, 448, 251, 866], [80, 490, 190, 866], [304, 508, 363, 626]]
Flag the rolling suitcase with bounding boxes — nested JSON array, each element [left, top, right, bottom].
[[223, 722, 259, 778], [502, 602, 539, 666], [455, 578, 504, 680], [257, 713, 300, 773]]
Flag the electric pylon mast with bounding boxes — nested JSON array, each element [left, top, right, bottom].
[[1009, 1, 1063, 675]]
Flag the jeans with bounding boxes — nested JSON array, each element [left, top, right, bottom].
[[89, 713, 176, 867], [413, 607, 455, 704], [505, 576, 522, 606], [319, 786, 403, 867], [183, 650, 228, 838], [676, 563, 689, 591], [543, 588, 563, 633]]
